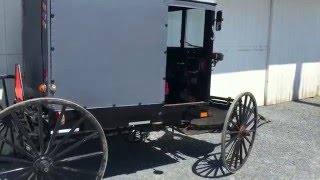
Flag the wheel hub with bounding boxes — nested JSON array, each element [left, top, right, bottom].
[[34, 157, 52, 173], [239, 126, 249, 137]]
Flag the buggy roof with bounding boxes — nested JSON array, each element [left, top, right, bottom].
[[166, 0, 217, 10]]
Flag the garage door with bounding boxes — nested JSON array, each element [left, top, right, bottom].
[[211, 0, 271, 106]]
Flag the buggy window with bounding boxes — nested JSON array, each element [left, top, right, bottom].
[[185, 9, 205, 47], [167, 10, 182, 47], [167, 8, 206, 48]]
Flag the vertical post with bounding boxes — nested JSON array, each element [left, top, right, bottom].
[[180, 10, 187, 48], [2, 79, 9, 107], [264, 0, 274, 105], [203, 10, 215, 100]]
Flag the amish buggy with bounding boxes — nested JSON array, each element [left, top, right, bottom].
[[0, 0, 259, 179]]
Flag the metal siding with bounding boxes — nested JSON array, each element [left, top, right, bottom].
[[0, 0, 6, 55], [0, 0, 23, 106], [266, 0, 320, 104], [211, 0, 271, 106], [50, 0, 168, 108], [4, 0, 22, 54], [0, 0, 7, 105]]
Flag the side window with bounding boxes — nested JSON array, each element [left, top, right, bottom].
[[185, 9, 205, 47], [167, 10, 182, 47]]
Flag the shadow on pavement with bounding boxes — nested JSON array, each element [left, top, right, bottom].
[[294, 100, 320, 107], [105, 116, 271, 179], [192, 153, 232, 178], [104, 130, 229, 178]]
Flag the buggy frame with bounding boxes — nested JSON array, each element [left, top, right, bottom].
[[0, 0, 260, 179]]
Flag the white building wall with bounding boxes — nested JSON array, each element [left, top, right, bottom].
[[211, 0, 271, 106], [266, 0, 320, 104]]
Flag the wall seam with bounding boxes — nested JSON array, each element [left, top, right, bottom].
[[264, 0, 274, 106], [2, 0, 8, 74]]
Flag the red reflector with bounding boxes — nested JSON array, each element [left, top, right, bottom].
[[15, 64, 24, 102], [165, 82, 169, 95]]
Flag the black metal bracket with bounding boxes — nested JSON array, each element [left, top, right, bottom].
[[0, 75, 15, 108]]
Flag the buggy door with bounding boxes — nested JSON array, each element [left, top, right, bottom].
[[166, 6, 215, 104]]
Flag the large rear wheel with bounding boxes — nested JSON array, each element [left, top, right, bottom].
[[221, 92, 258, 173], [0, 98, 108, 180]]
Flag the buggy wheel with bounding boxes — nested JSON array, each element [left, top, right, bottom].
[[0, 98, 108, 180], [221, 92, 258, 173]]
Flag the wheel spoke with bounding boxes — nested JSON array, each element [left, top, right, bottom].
[[244, 136, 252, 146], [54, 166, 98, 176], [0, 127, 8, 151], [11, 113, 38, 156], [246, 130, 256, 133], [238, 101, 242, 124], [245, 118, 255, 128], [0, 156, 33, 165], [10, 127, 17, 155], [229, 120, 239, 130], [27, 172, 35, 180], [242, 95, 248, 120], [49, 115, 87, 157], [54, 132, 99, 160], [226, 131, 239, 135], [45, 105, 66, 154], [226, 139, 238, 160], [242, 140, 248, 156], [225, 135, 238, 148], [233, 141, 241, 168], [233, 109, 240, 124], [245, 108, 254, 123], [244, 99, 253, 123], [239, 139, 243, 164], [38, 105, 44, 155], [0, 135, 35, 160], [0, 125, 5, 133], [228, 141, 238, 167], [55, 151, 103, 164], [0, 167, 32, 176], [16, 168, 34, 180]]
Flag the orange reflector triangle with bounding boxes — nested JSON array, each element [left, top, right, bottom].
[[15, 64, 24, 102]]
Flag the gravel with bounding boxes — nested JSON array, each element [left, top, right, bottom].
[[104, 97, 320, 180]]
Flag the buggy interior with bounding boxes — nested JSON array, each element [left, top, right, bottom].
[[165, 6, 214, 104]]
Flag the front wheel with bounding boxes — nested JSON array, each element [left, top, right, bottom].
[[0, 98, 108, 180], [221, 92, 258, 173]]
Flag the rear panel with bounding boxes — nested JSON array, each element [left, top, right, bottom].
[[49, 0, 168, 108], [22, 0, 46, 99]]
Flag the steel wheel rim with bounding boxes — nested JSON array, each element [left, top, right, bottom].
[[0, 98, 108, 180], [221, 92, 258, 173]]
